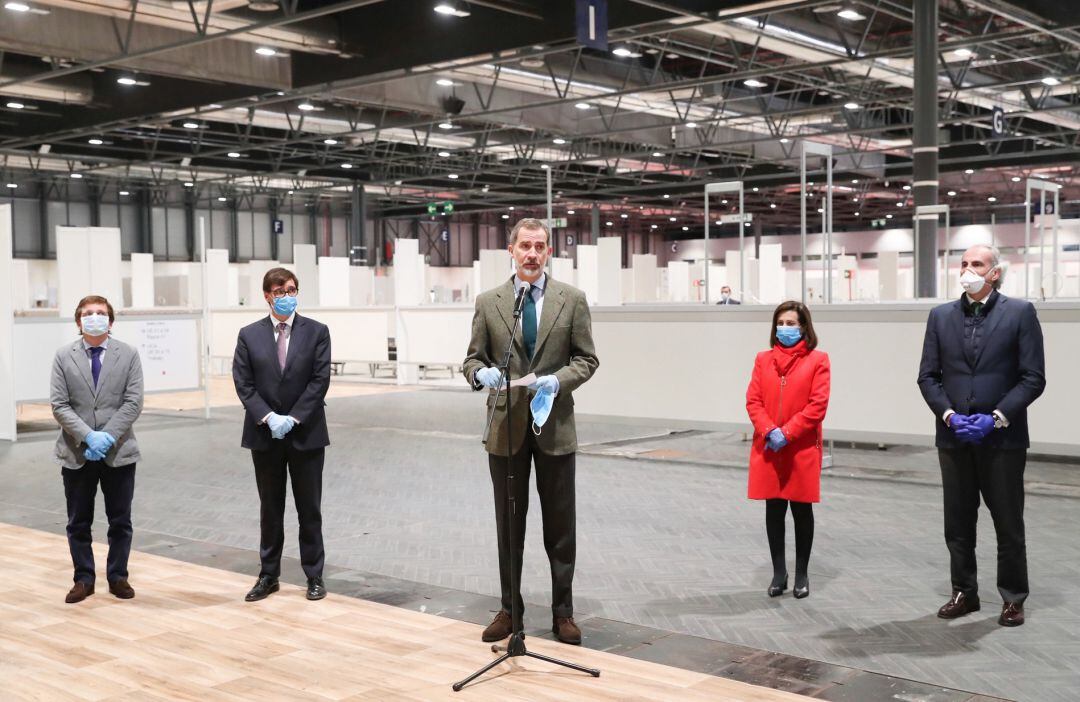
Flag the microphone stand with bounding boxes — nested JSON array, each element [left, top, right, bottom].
[[454, 283, 600, 692]]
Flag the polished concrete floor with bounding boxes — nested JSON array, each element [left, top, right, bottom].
[[2, 383, 1077, 701]]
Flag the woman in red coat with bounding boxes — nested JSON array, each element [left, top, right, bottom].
[[745, 301, 830, 599]]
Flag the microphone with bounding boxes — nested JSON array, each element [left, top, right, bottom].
[[513, 279, 530, 315]]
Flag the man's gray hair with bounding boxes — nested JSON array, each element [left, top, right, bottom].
[[509, 217, 550, 245], [970, 243, 1005, 289]]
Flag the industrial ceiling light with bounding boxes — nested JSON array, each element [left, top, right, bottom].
[[438, 150, 450, 157], [501, 214, 509, 219], [606, 221, 613, 226], [612, 45, 642, 58], [685, 121, 698, 128], [323, 138, 338, 145], [752, 186, 759, 192], [779, 137, 789, 143], [662, 194, 670, 198], [567, 209, 575, 214], [987, 196, 997, 202], [4, 2, 30, 11], [434, 1, 470, 18], [88, 138, 103, 145], [682, 226, 689, 231], [340, 163, 353, 169], [844, 102, 860, 110], [255, 47, 278, 57], [183, 122, 200, 129], [227, 152, 241, 158], [508, 206, 514, 210], [902, 184, 911, 191], [886, 213, 893, 219], [620, 213, 628, 218], [744, 78, 766, 88], [247, 0, 279, 10], [438, 121, 454, 129], [184, 181, 194, 187], [896, 201, 903, 207], [553, 137, 567, 145], [947, 190, 956, 196], [297, 102, 316, 111], [119, 190, 130, 196], [769, 203, 776, 209], [6, 183, 18, 188], [540, 164, 550, 169], [669, 216, 676, 222], [70, 173, 83, 179], [952, 48, 972, 58], [5, 101, 25, 109], [574, 102, 591, 110], [854, 211, 860, 216], [447, 173, 459, 179], [116, 76, 138, 85], [837, 8, 865, 20], [964, 168, 974, 174], [652, 151, 663, 157], [1011, 176, 1021, 182], [436, 78, 455, 87], [218, 196, 227, 202], [650, 224, 658, 229], [1041, 76, 1061, 86], [851, 179, 858, 183]]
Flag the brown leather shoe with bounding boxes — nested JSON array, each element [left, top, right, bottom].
[[937, 590, 980, 619], [999, 602, 1024, 627], [65, 581, 95, 604], [481, 610, 513, 642], [108, 579, 135, 599], [553, 616, 582, 645]]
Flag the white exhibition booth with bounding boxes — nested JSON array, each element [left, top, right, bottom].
[[3, 215, 1079, 456]]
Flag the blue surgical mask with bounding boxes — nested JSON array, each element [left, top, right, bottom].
[[531, 387, 554, 435], [776, 326, 802, 347], [272, 295, 298, 317], [81, 313, 110, 337]]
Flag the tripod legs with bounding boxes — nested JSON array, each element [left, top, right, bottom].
[[453, 632, 600, 691]]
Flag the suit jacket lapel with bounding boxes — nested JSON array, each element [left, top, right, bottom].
[[69, 342, 95, 395], [946, 300, 975, 369], [494, 278, 527, 357], [532, 280, 566, 362], [974, 293, 1007, 366], [93, 342, 117, 395]]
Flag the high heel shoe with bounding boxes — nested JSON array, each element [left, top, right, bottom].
[[793, 574, 809, 599], [767, 574, 788, 597]]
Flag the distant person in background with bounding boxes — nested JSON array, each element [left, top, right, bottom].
[[50, 295, 144, 604], [918, 244, 1045, 627], [716, 285, 741, 305], [233, 267, 332, 603], [745, 301, 830, 599]]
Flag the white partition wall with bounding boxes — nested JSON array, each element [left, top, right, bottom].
[[706, 264, 727, 303], [205, 249, 230, 308], [667, 261, 690, 302], [318, 257, 351, 307], [472, 260, 482, 301], [0, 205, 15, 441], [130, 253, 155, 308], [631, 254, 658, 302], [478, 249, 512, 294], [247, 260, 278, 307], [293, 244, 318, 307], [597, 237, 622, 306], [576, 244, 599, 304], [56, 227, 123, 315], [878, 251, 900, 300], [725, 249, 744, 298], [227, 266, 240, 306], [550, 257, 574, 286], [350, 266, 374, 306], [393, 239, 424, 384], [757, 244, 784, 303]]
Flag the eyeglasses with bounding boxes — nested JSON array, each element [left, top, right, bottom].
[[269, 287, 298, 299]]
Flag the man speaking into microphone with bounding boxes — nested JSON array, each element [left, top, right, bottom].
[[463, 217, 599, 645]]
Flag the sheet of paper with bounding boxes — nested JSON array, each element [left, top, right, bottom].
[[509, 373, 537, 388]]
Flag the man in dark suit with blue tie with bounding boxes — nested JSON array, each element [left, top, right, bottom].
[[233, 267, 331, 602], [918, 244, 1045, 627]]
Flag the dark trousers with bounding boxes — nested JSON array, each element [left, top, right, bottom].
[[251, 443, 325, 579], [488, 429, 576, 628], [62, 461, 136, 585], [938, 447, 1028, 604]]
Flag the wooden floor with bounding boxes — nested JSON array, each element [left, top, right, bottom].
[[0, 523, 811, 702]]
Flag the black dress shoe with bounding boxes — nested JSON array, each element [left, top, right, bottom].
[[245, 575, 279, 602], [937, 590, 980, 619], [767, 574, 788, 597], [999, 602, 1024, 627], [306, 576, 326, 601], [793, 574, 810, 599]]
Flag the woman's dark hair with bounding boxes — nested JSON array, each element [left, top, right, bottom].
[[769, 300, 818, 351]]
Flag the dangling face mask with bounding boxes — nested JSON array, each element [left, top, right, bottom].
[[80, 312, 110, 338], [960, 265, 996, 295], [531, 387, 555, 435]]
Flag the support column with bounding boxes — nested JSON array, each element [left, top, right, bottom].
[[88, 184, 101, 227], [268, 197, 279, 261], [137, 188, 152, 254], [913, 0, 939, 298], [349, 185, 368, 265], [590, 203, 600, 244], [37, 182, 48, 258], [184, 190, 196, 261]]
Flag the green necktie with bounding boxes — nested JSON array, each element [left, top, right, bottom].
[[971, 301, 983, 317], [522, 285, 537, 359]]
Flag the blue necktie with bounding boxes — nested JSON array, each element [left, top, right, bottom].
[[522, 285, 537, 359], [90, 347, 103, 388]]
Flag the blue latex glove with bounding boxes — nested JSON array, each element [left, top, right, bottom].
[[956, 413, 994, 444], [948, 413, 971, 431], [85, 431, 115, 456], [266, 413, 296, 440], [766, 428, 788, 452], [83, 447, 106, 462], [475, 367, 505, 389], [528, 375, 560, 395]]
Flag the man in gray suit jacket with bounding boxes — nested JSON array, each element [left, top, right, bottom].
[[50, 295, 143, 604], [463, 218, 599, 645]]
